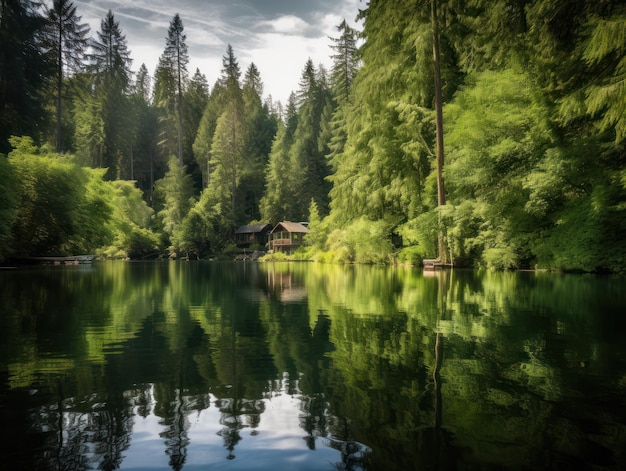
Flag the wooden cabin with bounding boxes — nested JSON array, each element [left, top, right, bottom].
[[268, 221, 309, 253], [234, 223, 272, 248]]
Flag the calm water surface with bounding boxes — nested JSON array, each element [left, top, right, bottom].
[[1, 261, 625, 470]]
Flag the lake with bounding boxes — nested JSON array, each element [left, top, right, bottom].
[[1, 261, 625, 470]]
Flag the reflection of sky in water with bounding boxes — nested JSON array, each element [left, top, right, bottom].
[[120, 384, 366, 470]]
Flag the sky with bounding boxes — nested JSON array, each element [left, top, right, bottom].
[[73, 0, 365, 105]]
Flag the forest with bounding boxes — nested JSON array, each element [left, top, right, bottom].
[[1, 0, 625, 272]]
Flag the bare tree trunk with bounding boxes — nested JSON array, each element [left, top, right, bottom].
[[56, 22, 63, 153], [431, 0, 449, 264]]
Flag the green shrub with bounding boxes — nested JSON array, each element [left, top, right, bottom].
[[482, 247, 519, 271], [260, 251, 290, 261], [397, 245, 424, 266]]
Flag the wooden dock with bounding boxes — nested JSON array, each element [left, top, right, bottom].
[[10, 255, 96, 266], [423, 259, 452, 270]]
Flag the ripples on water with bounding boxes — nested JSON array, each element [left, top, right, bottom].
[[0, 261, 625, 470]]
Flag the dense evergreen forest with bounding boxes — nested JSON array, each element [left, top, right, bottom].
[[1, 0, 625, 272]]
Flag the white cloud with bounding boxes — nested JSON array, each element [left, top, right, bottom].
[[263, 15, 310, 35]]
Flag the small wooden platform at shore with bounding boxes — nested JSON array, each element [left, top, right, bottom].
[[11, 255, 96, 266], [423, 259, 453, 270]]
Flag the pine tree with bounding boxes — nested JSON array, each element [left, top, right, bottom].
[[153, 54, 178, 165], [87, 10, 132, 178], [204, 45, 245, 226], [326, 20, 361, 167], [259, 122, 295, 222], [89, 10, 131, 91], [129, 64, 159, 195], [154, 156, 195, 250], [327, 0, 437, 230], [240, 63, 277, 222], [183, 68, 209, 182], [47, 0, 90, 152], [0, 0, 52, 153], [260, 92, 298, 222], [193, 80, 226, 188], [580, 13, 626, 143], [289, 60, 333, 219], [163, 13, 189, 166], [134, 63, 151, 102], [329, 19, 360, 105]]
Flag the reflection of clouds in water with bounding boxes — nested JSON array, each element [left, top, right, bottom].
[[102, 381, 369, 470]]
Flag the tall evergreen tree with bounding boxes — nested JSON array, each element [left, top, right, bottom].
[[259, 121, 295, 223], [193, 80, 226, 188], [154, 156, 195, 250], [329, 19, 360, 105], [87, 10, 132, 179], [183, 68, 209, 183], [289, 60, 333, 219], [205, 45, 245, 226], [89, 10, 131, 91], [0, 0, 52, 153], [327, 0, 439, 231], [326, 20, 361, 167], [46, 0, 90, 152], [260, 93, 298, 222], [163, 13, 189, 166], [134, 63, 151, 102], [153, 54, 178, 165], [129, 63, 159, 195], [209, 104, 246, 226], [240, 62, 277, 222]]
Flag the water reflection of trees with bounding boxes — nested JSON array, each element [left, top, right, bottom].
[[2, 263, 626, 470]]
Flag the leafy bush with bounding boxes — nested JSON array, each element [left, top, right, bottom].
[[482, 247, 519, 271], [7, 137, 113, 256], [396, 245, 425, 266], [260, 251, 290, 261], [0, 154, 17, 260]]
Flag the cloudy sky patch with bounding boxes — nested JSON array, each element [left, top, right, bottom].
[[73, 0, 363, 104]]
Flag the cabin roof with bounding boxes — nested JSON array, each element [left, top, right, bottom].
[[270, 221, 310, 234], [235, 223, 271, 234]]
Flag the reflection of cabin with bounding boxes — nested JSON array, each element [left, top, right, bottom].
[[268, 222, 309, 253], [234, 224, 272, 248], [265, 269, 307, 303]]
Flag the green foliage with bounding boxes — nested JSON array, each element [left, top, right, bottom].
[[65, 167, 114, 254], [99, 180, 159, 259], [396, 245, 424, 266], [88, 10, 134, 179], [304, 199, 328, 250], [6, 137, 118, 256], [580, 14, 626, 143], [260, 122, 295, 222], [397, 209, 438, 262], [0, 155, 18, 260], [532, 182, 626, 273], [47, 0, 90, 152], [316, 218, 394, 265], [8, 137, 84, 255], [173, 186, 231, 257], [193, 82, 226, 188], [347, 218, 394, 265], [154, 156, 196, 249], [0, 0, 52, 154], [260, 251, 290, 262], [443, 68, 554, 269]]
